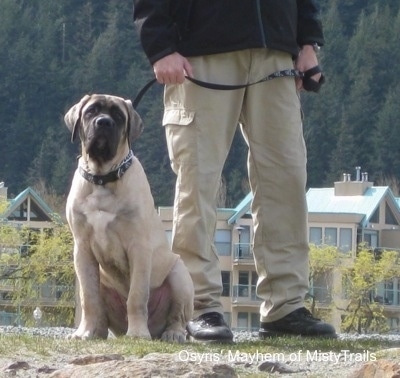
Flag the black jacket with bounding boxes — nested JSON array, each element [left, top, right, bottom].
[[133, 0, 324, 65]]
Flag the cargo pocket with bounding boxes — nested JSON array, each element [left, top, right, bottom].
[[162, 108, 195, 127]]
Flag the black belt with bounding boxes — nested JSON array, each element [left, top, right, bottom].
[[132, 66, 324, 108]]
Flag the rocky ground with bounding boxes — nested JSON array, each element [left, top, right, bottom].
[[0, 327, 399, 377]]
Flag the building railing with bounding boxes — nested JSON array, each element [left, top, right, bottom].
[[233, 243, 253, 261], [233, 326, 260, 333], [0, 310, 18, 326], [308, 286, 332, 304], [232, 284, 262, 303], [0, 284, 74, 306]]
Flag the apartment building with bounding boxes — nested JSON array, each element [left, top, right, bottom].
[[0, 185, 67, 325], [158, 193, 261, 332], [307, 171, 400, 330], [1, 170, 400, 331], [159, 169, 400, 332]]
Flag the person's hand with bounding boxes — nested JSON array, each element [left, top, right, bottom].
[[153, 52, 193, 84], [295, 45, 321, 91]]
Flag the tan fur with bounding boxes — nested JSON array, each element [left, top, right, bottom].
[[64, 95, 193, 342]]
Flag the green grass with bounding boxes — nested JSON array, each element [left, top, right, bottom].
[[0, 333, 398, 359]]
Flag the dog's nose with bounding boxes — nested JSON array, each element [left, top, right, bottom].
[[95, 116, 113, 128]]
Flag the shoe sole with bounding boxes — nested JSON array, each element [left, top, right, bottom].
[[259, 330, 337, 339], [186, 334, 235, 344]]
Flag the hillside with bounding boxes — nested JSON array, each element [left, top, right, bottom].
[[1, 0, 399, 207]]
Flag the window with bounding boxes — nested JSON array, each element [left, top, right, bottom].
[[0, 311, 17, 326], [236, 225, 251, 258], [398, 279, 400, 306], [237, 312, 248, 331], [238, 271, 249, 297], [309, 273, 332, 304], [387, 317, 399, 331], [237, 312, 259, 332], [375, 279, 400, 306], [339, 228, 352, 253], [364, 232, 378, 248], [370, 208, 379, 223], [251, 272, 258, 300], [385, 203, 399, 225], [215, 230, 231, 256], [250, 313, 260, 332], [309, 227, 322, 245], [9, 199, 50, 222], [223, 312, 231, 327], [221, 271, 231, 297], [384, 281, 394, 305], [237, 271, 259, 299], [324, 228, 337, 246]]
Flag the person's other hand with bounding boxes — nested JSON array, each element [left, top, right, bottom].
[[295, 45, 321, 91], [153, 52, 193, 84]]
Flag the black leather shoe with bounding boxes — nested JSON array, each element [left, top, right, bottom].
[[187, 312, 234, 342], [259, 307, 337, 338]]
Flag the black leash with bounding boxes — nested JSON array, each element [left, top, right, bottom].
[[132, 66, 324, 109], [187, 68, 302, 91]]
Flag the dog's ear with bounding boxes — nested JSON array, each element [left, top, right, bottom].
[[64, 95, 91, 143], [124, 99, 144, 145]]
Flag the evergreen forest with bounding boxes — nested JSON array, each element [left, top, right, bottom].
[[1, 0, 400, 211]]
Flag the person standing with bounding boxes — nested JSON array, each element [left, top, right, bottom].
[[133, 0, 336, 342]]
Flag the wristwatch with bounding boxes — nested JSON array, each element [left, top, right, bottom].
[[312, 43, 320, 52]]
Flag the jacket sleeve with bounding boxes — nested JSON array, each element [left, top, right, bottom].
[[133, 0, 178, 65], [296, 0, 324, 46]]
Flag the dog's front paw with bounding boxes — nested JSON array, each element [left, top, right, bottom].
[[67, 330, 92, 340], [161, 328, 186, 343], [126, 326, 151, 340], [67, 325, 108, 340]]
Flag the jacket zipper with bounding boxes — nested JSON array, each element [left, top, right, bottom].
[[255, 0, 267, 47]]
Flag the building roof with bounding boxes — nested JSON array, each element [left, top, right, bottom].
[[227, 192, 253, 225], [1, 187, 55, 223], [227, 185, 400, 228], [307, 186, 400, 227]]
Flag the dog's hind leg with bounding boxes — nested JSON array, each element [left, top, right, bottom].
[[161, 258, 194, 343], [100, 284, 128, 336]]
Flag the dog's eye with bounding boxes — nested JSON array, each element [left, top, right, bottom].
[[111, 108, 126, 124], [85, 104, 100, 116]]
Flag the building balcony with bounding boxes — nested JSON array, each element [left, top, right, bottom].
[[0, 285, 74, 308], [308, 286, 332, 307], [233, 243, 254, 264], [232, 284, 262, 307], [383, 304, 400, 315]]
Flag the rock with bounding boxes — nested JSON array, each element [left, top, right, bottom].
[[38, 365, 58, 374], [69, 354, 124, 365], [49, 353, 237, 378], [350, 359, 400, 378], [4, 361, 31, 371], [258, 360, 297, 374]]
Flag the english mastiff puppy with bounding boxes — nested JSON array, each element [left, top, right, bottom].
[[64, 94, 193, 342]]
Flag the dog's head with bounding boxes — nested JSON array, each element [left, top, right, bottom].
[[64, 94, 144, 163]]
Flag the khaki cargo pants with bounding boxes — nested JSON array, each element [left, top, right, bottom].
[[162, 48, 309, 323]]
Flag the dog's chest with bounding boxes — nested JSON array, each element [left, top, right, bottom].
[[82, 189, 133, 267]]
